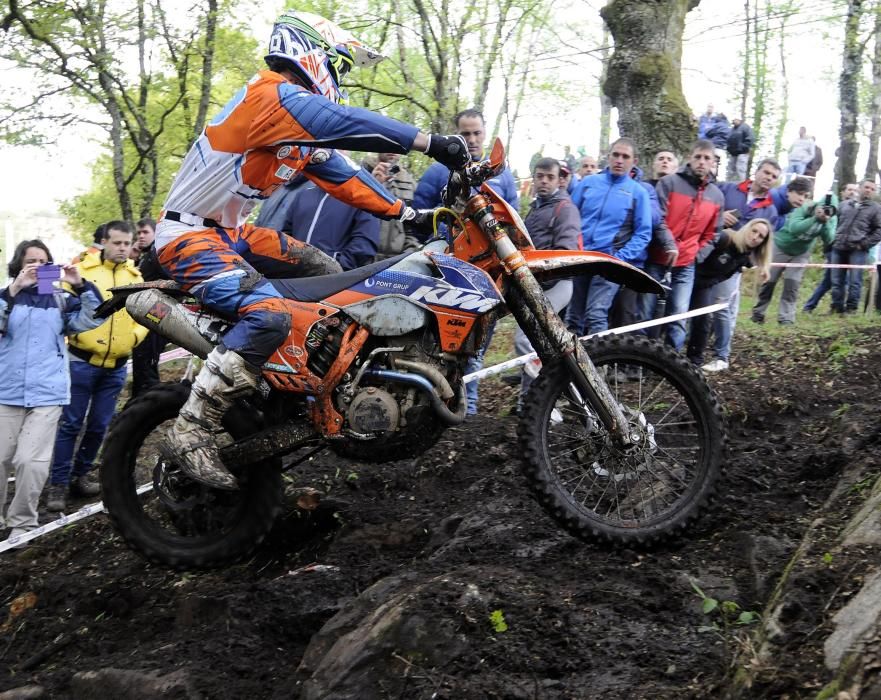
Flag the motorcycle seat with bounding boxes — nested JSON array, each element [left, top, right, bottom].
[[268, 251, 412, 302]]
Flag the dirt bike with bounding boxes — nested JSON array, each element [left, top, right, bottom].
[[98, 139, 725, 569]]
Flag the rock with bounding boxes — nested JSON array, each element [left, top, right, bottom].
[[842, 478, 881, 546], [0, 685, 45, 699], [70, 668, 198, 699], [298, 572, 474, 699], [824, 571, 881, 670]]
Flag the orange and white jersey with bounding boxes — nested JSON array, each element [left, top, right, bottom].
[[156, 70, 419, 249]]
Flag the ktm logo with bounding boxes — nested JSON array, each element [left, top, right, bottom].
[[409, 285, 497, 313], [446, 318, 467, 327]]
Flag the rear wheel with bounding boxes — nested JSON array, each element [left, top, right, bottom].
[[519, 335, 725, 546], [101, 383, 284, 568]]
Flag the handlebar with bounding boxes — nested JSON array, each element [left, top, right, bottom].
[[442, 156, 506, 208]]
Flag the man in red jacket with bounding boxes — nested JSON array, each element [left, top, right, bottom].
[[640, 139, 724, 350]]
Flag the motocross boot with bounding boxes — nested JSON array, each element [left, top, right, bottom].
[[165, 346, 260, 490]]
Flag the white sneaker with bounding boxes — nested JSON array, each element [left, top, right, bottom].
[[701, 359, 729, 372]]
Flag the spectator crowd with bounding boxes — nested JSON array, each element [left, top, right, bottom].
[[3, 99, 881, 547]]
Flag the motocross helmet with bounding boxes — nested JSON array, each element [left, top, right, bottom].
[[265, 11, 384, 104]]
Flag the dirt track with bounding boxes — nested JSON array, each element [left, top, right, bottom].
[[0, 325, 879, 699]]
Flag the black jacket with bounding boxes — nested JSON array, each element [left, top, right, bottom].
[[833, 198, 881, 252], [726, 123, 754, 156], [523, 190, 581, 252], [694, 231, 753, 289]]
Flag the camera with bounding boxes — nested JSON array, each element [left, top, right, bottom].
[[821, 193, 837, 217], [388, 164, 401, 176], [809, 193, 837, 218]]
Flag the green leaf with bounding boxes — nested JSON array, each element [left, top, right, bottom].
[[737, 611, 758, 625], [701, 597, 719, 615], [721, 600, 740, 616], [489, 609, 508, 633]]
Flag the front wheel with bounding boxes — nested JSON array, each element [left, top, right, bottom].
[[101, 382, 284, 569], [519, 335, 726, 546]]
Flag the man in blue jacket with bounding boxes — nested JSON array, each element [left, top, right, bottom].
[[719, 158, 781, 230], [255, 174, 380, 270], [413, 108, 519, 212], [565, 137, 652, 335], [412, 108, 519, 415], [769, 177, 813, 230]]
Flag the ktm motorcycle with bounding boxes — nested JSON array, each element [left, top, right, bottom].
[[98, 140, 725, 568]]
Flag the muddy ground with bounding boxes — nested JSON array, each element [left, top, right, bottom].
[[0, 324, 879, 699]]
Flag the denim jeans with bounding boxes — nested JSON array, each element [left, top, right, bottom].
[[786, 160, 808, 175], [565, 274, 591, 335], [830, 249, 869, 311], [584, 276, 621, 334], [639, 263, 696, 351], [876, 264, 881, 312], [725, 154, 748, 182], [51, 360, 128, 486], [464, 321, 496, 415], [687, 273, 739, 364]]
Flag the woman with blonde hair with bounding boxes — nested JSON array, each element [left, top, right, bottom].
[[687, 217, 773, 371]]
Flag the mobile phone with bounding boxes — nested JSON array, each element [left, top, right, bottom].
[[36, 264, 63, 295]]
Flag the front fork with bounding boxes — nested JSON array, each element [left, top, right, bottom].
[[471, 206, 638, 447]]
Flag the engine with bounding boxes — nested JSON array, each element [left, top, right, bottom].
[[334, 329, 460, 439]]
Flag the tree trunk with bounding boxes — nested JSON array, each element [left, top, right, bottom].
[[748, 0, 770, 172], [601, 0, 700, 161], [773, 13, 790, 160], [835, 0, 864, 188], [598, 25, 612, 156], [864, 4, 881, 182], [740, 0, 750, 121], [193, 0, 218, 141]]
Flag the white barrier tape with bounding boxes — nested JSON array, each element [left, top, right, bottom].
[[125, 346, 192, 376], [770, 262, 878, 270], [463, 302, 729, 384], [1, 484, 152, 553]]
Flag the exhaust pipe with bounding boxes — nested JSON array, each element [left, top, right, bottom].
[[126, 290, 215, 359]]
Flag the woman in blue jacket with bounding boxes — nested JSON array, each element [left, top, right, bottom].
[[0, 240, 103, 542]]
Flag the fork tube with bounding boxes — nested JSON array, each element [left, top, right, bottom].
[[471, 205, 633, 445]]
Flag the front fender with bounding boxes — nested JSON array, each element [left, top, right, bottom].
[[523, 250, 663, 295]]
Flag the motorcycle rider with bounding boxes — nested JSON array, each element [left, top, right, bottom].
[[156, 11, 469, 490]]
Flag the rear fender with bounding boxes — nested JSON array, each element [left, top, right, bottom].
[[522, 250, 663, 294]]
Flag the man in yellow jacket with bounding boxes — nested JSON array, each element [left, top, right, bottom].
[[47, 221, 147, 512]]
